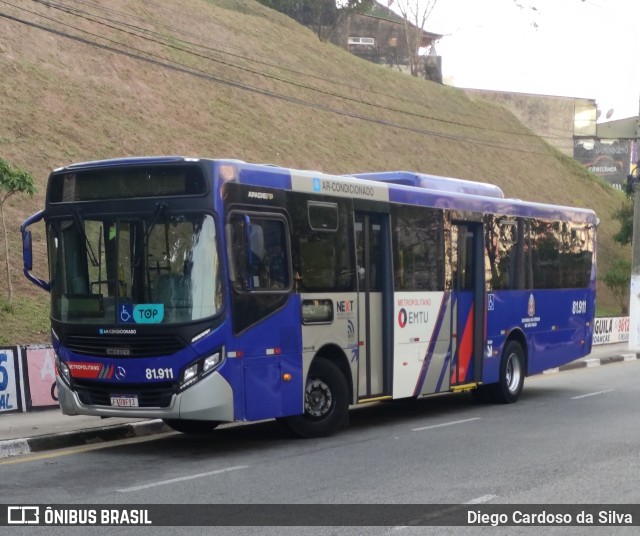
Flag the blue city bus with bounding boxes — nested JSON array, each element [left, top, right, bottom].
[[21, 157, 597, 437]]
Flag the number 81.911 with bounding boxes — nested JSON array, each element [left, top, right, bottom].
[[145, 367, 174, 380]]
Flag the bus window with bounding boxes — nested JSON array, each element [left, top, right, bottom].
[[391, 205, 444, 291], [485, 216, 532, 291], [308, 202, 339, 232], [228, 213, 290, 292], [300, 241, 336, 288], [287, 193, 354, 293], [227, 211, 291, 333], [562, 223, 594, 288]]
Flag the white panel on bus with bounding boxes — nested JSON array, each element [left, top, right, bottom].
[[392, 292, 449, 399], [290, 171, 389, 202]]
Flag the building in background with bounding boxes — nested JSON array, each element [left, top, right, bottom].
[[464, 89, 639, 191], [576, 116, 640, 190], [332, 3, 443, 81]]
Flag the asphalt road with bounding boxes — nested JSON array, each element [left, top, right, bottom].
[[1, 359, 640, 535]]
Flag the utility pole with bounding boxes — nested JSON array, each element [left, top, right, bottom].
[[628, 160, 640, 352]]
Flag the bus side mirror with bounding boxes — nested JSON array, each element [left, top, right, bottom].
[[20, 210, 51, 292]]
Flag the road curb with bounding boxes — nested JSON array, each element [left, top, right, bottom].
[[557, 353, 638, 372], [0, 420, 170, 460]]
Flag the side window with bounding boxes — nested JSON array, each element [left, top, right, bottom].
[[392, 205, 444, 291], [485, 216, 531, 291], [486, 215, 592, 291], [288, 193, 354, 292], [562, 223, 594, 288], [531, 219, 564, 289], [228, 213, 290, 292], [227, 211, 290, 334], [308, 202, 339, 232]]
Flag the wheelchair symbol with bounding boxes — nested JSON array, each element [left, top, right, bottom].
[[120, 305, 132, 322]]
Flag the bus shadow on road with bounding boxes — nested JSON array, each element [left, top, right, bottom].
[[108, 384, 570, 459], [108, 392, 488, 455]]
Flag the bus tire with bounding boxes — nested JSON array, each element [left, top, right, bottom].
[[163, 419, 220, 435], [491, 341, 525, 404], [281, 358, 349, 438]]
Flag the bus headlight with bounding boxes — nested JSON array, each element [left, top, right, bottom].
[[203, 352, 221, 373], [180, 349, 224, 390], [55, 353, 71, 385], [183, 364, 198, 384]]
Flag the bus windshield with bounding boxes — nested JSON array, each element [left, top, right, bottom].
[[47, 212, 222, 324]]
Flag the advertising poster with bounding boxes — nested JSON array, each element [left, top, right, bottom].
[[0, 346, 21, 413], [23, 345, 58, 409], [573, 138, 631, 190], [592, 317, 630, 346]]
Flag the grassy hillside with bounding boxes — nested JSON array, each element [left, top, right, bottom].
[[0, 0, 629, 344]]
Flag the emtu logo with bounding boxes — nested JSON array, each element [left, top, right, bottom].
[[398, 308, 429, 328]]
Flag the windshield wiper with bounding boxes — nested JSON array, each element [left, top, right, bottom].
[[72, 208, 100, 267], [133, 202, 167, 269]]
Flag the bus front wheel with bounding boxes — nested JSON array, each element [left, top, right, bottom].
[[163, 419, 220, 435], [280, 358, 349, 438]]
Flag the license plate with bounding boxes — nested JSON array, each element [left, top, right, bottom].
[[110, 394, 139, 407]]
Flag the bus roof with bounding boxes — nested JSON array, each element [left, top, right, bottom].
[[349, 171, 505, 199], [54, 156, 199, 172], [48, 157, 597, 225], [226, 160, 597, 225]]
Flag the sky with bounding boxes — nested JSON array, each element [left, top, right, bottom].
[[394, 0, 640, 122]]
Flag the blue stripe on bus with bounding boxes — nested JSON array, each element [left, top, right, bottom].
[[413, 293, 450, 396]]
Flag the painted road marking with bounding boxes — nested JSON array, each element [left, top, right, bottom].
[[118, 465, 249, 492], [465, 494, 498, 504], [571, 389, 614, 400], [412, 417, 480, 432]]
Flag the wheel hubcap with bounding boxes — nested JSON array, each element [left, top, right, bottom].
[[506, 352, 522, 393], [305, 378, 333, 418]]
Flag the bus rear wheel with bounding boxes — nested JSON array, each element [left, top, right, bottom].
[[472, 341, 525, 405], [492, 341, 525, 404], [163, 419, 220, 435], [280, 358, 349, 438]]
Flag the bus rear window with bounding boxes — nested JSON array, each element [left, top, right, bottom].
[[48, 164, 207, 202]]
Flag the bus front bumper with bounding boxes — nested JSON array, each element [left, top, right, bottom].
[[56, 371, 235, 422]]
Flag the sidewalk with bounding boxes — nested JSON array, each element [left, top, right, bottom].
[[0, 411, 170, 459], [0, 343, 636, 459]]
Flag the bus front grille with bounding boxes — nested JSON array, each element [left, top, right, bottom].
[[73, 381, 177, 408], [64, 335, 186, 357]]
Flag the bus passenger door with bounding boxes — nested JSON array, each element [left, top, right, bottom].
[[451, 222, 485, 386], [355, 212, 392, 400]]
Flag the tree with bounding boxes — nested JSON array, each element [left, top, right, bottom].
[[613, 163, 640, 247], [612, 199, 633, 246], [601, 258, 631, 315], [0, 158, 37, 302], [390, 0, 438, 77]]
